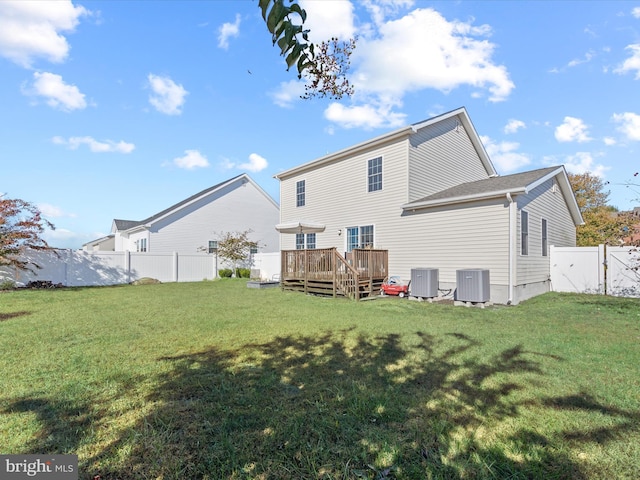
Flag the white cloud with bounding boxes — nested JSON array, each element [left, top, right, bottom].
[[37, 203, 76, 218], [555, 116, 592, 143], [148, 74, 188, 115], [0, 0, 89, 68], [218, 14, 240, 49], [173, 150, 209, 169], [615, 44, 640, 79], [352, 8, 514, 103], [504, 119, 525, 134], [612, 111, 640, 141], [632, 7, 640, 18], [360, 0, 415, 27], [603, 137, 617, 146], [239, 153, 269, 172], [23, 71, 87, 111], [324, 101, 406, 129], [270, 80, 306, 108], [52, 136, 135, 153], [222, 153, 269, 172], [481, 136, 530, 173], [300, 0, 356, 42], [567, 51, 594, 68], [563, 152, 609, 177]]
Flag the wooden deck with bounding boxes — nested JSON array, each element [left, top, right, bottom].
[[280, 248, 388, 300]]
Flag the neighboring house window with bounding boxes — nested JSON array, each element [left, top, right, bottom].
[[296, 180, 305, 207], [296, 233, 305, 250], [306, 233, 316, 249], [521, 210, 529, 256], [250, 246, 258, 254], [368, 157, 382, 192], [136, 238, 147, 252], [346, 225, 374, 252], [542, 219, 548, 256], [208, 240, 218, 253]]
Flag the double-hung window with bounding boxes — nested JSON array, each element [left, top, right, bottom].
[[368, 157, 382, 192], [521, 210, 529, 256], [296, 180, 305, 207], [208, 240, 218, 253], [346, 225, 374, 252]]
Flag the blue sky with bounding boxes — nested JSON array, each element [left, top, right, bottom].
[[2, 0, 640, 249]]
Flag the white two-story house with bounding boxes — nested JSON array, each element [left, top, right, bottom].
[[274, 107, 583, 305]]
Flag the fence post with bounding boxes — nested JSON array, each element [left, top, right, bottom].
[[124, 251, 130, 284]]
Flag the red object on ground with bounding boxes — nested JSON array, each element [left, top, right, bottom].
[[380, 276, 410, 297]]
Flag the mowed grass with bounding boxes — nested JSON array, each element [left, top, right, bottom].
[[1, 280, 639, 479]]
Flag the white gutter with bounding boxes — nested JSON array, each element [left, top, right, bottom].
[[506, 193, 515, 305]]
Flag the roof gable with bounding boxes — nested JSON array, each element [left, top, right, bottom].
[[116, 174, 279, 234], [275, 107, 496, 180]]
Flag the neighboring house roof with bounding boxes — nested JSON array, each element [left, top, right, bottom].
[[81, 234, 114, 249], [116, 173, 279, 234], [403, 166, 584, 226], [274, 107, 496, 179], [113, 219, 141, 231]]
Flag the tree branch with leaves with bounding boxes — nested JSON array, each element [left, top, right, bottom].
[[0, 196, 55, 274], [259, 0, 356, 100]]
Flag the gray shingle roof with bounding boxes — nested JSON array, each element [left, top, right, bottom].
[[405, 166, 562, 207]]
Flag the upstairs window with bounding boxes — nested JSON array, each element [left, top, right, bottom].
[[208, 240, 218, 253], [296, 180, 305, 207], [368, 157, 382, 192], [521, 210, 529, 256], [542, 219, 548, 256]]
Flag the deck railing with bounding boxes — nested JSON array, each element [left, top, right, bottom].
[[280, 248, 388, 300]]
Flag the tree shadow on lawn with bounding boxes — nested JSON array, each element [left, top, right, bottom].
[[4, 330, 637, 479]]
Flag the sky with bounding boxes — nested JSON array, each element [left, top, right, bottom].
[[1, 0, 640, 249]]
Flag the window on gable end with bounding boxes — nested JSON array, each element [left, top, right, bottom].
[[296, 180, 305, 207], [368, 157, 382, 192]]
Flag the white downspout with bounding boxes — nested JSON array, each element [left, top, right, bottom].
[[506, 193, 515, 305]]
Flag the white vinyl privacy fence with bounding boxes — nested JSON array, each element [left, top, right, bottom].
[[550, 245, 640, 297], [0, 250, 281, 287]]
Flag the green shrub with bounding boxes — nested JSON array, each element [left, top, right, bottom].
[[0, 279, 16, 290], [218, 269, 233, 278], [237, 268, 251, 278]]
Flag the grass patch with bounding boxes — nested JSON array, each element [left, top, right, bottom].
[[1, 280, 639, 479]]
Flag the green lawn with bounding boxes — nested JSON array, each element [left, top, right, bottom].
[[1, 280, 639, 479]]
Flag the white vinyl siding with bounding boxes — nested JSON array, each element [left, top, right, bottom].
[[515, 179, 576, 286], [408, 115, 491, 202], [278, 138, 408, 252], [148, 178, 280, 254]]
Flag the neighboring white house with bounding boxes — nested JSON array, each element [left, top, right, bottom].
[[274, 107, 584, 305], [83, 173, 280, 256]]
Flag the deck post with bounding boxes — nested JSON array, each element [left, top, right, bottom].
[[304, 249, 308, 295], [332, 248, 337, 298]]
